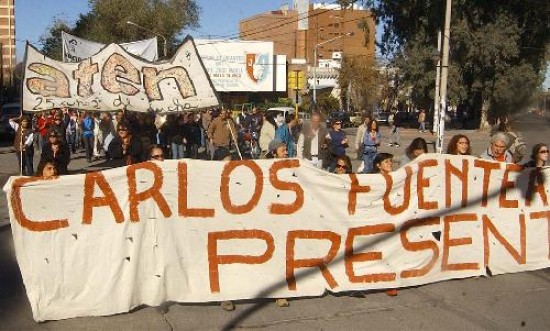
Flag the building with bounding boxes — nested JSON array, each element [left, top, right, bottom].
[[239, 2, 375, 67], [0, 0, 14, 88], [239, 1, 375, 104]]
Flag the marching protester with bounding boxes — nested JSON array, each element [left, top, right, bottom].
[[108, 123, 143, 167], [184, 113, 201, 159], [49, 113, 68, 144], [92, 112, 102, 160], [372, 153, 394, 174], [361, 119, 381, 174], [297, 112, 328, 168], [259, 112, 276, 158], [40, 131, 70, 175], [66, 110, 79, 154], [333, 154, 353, 174], [480, 132, 514, 163], [9, 116, 34, 176], [81, 112, 95, 163], [274, 113, 296, 157], [326, 119, 349, 172], [36, 110, 53, 151], [35, 158, 58, 179], [401, 137, 429, 166], [354, 113, 371, 159], [522, 143, 548, 168], [446, 134, 472, 155], [207, 109, 237, 160], [148, 144, 165, 162], [266, 139, 289, 159]]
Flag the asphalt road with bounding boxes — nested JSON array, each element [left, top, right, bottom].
[[0, 112, 549, 330]]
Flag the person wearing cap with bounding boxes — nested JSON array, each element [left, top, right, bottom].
[[297, 112, 328, 168], [41, 130, 70, 175], [325, 118, 349, 171], [9, 116, 34, 176], [267, 139, 289, 159]]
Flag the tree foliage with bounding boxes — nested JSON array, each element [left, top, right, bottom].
[[367, 0, 549, 127], [40, 0, 200, 60], [338, 55, 382, 111]]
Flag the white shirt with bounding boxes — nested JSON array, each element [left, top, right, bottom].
[[297, 128, 319, 159]]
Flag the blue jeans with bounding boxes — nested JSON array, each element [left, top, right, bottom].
[[172, 143, 185, 159], [362, 152, 377, 174]]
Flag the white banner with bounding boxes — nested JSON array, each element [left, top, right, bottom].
[[295, 0, 309, 31], [4, 155, 550, 321], [22, 36, 219, 113], [62, 32, 158, 62], [196, 40, 286, 92]]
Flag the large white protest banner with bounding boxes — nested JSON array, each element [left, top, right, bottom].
[[4, 155, 550, 321], [62, 32, 159, 62], [22, 36, 219, 113]]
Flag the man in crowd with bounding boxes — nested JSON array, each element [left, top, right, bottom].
[[297, 112, 328, 168], [207, 109, 237, 160], [480, 132, 514, 163]]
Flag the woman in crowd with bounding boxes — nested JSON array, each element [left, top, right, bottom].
[[108, 123, 143, 167], [9, 116, 34, 176], [35, 158, 58, 179], [523, 143, 548, 168], [81, 112, 95, 163], [446, 134, 472, 155], [354, 113, 371, 159], [333, 154, 353, 174], [266, 139, 289, 159], [149, 144, 165, 162], [259, 113, 276, 157], [362, 119, 381, 173], [41, 131, 70, 175], [326, 119, 349, 171], [401, 137, 429, 166], [274, 114, 296, 157], [372, 153, 394, 174]]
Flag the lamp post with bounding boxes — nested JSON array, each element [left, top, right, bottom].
[[313, 32, 353, 110], [126, 21, 167, 58]]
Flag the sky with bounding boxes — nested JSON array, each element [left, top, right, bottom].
[[14, 0, 550, 88], [15, 0, 290, 60]]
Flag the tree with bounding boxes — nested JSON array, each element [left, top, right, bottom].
[[338, 55, 382, 111], [40, 0, 200, 60], [38, 17, 72, 60], [367, 0, 549, 129]]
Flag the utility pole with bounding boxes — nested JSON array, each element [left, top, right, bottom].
[[433, 31, 441, 136], [437, 0, 452, 154]]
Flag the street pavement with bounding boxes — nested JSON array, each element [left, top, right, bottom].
[[0, 112, 549, 330]]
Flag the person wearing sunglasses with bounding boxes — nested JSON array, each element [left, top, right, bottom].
[[333, 155, 353, 174], [108, 123, 143, 167], [522, 143, 549, 168], [149, 145, 165, 162]]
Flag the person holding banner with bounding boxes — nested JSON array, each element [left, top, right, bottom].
[[35, 158, 58, 179], [40, 131, 70, 175], [480, 132, 514, 163], [297, 112, 328, 168], [401, 137, 429, 166], [522, 143, 549, 168], [446, 134, 472, 155], [9, 116, 34, 176]]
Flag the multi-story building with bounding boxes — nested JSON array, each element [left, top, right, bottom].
[[0, 0, 14, 88], [240, 2, 375, 102], [239, 2, 375, 66]]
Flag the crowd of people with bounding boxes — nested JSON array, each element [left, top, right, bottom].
[[8, 108, 548, 180]]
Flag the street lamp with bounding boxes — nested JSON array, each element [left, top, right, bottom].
[[313, 31, 353, 110], [126, 21, 167, 59]]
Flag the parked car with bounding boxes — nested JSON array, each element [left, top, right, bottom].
[[349, 111, 364, 127], [374, 110, 390, 125], [0, 103, 21, 139], [326, 111, 352, 128]]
